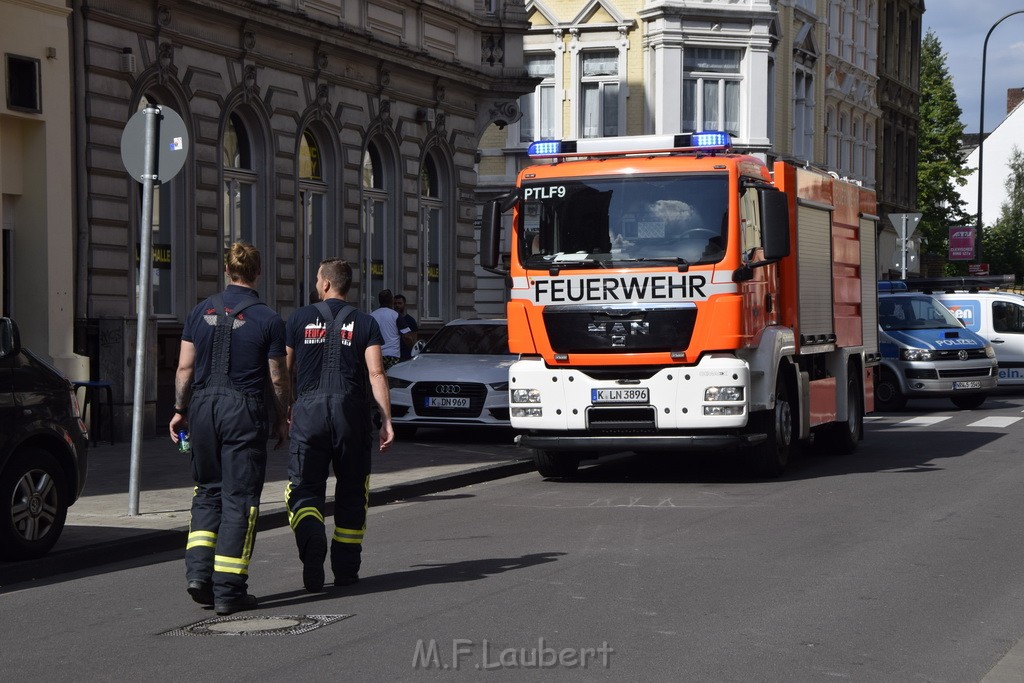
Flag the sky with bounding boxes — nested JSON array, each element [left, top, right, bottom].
[[921, 1, 1024, 133]]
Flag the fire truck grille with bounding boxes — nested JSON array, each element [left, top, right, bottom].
[[543, 306, 698, 353], [411, 382, 487, 417], [586, 406, 657, 431]]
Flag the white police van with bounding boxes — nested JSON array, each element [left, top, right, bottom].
[[876, 281, 998, 410], [907, 276, 1024, 387]]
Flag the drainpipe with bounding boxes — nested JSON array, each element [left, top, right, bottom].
[[72, 0, 90, 331]]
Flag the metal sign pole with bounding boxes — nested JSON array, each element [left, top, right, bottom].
[[900, 214, 908, 281], [128, 106, 159, 516]]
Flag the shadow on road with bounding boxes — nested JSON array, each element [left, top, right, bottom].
[[255, 552, 566, 610]]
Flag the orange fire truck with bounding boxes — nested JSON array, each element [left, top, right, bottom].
[[481, 133, 878, 478]]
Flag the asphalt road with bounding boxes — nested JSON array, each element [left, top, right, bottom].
[[5, 394, 1024, 681]]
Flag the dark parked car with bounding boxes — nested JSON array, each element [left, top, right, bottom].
[[0, 317, 89, 560]]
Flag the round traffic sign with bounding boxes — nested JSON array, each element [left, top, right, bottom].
[[120, 105, 189, 183]]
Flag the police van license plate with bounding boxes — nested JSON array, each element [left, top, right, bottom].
[[953, 381, 982, 390], [591, 388, 649, 404], [425, 396, 470, 409]]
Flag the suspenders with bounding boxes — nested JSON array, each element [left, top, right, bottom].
[[311, 301, 356, 394], [205, 292, 263, 388]]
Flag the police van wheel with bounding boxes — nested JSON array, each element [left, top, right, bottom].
[[951, 394, 987, 410], [874, 368, 907, 412], [534, 450, 580, 479], [0, 449, 69, 561], [750, 371, 794, 478]]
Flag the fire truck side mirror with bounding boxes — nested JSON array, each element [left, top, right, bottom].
[[480, 198, 505, 273], [760, 189, 791, 261]]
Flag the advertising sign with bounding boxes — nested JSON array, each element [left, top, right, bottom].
[[949, 226, 975, 261]]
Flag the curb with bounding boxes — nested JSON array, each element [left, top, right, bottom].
[[0, 458, 534, 590]]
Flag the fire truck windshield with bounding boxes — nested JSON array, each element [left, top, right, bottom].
[[518, 174, 729, 269]]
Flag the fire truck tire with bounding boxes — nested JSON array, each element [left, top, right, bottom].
[[821, 373, 863, 455], [951, 394, 987, 410], [750, 371, 794, 478], [534, 449, 580, 479], [874, 367, 907, 411]]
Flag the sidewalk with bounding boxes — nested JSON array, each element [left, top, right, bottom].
[[0, 430, 533, 588]]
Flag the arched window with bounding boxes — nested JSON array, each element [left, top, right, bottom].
[[299, 130, 328, 304], [361, 140, 391, 309], [419, 153, 446, 320], [222, 112, 257, 252]]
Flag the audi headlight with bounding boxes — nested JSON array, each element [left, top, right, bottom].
[[705, 386, 743, 402], [511, 388, 541, 403], [388, 376, 413, 389], [489, 381, 509, 391], [900, 348, 934, 361]]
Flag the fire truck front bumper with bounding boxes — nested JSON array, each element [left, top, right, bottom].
[[516, 432, 767, 453]]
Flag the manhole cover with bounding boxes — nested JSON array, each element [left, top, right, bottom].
[[162, 614, 351, 636]]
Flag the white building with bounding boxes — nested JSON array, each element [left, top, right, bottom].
[[960, 97, 1024, 229]]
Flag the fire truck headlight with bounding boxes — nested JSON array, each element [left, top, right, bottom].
[[704, 386, 744, 402], [511, 388, 541, 403], [704, 405, 744, 416], [511, 407, 543, 418], [900, 348, 934, 361]]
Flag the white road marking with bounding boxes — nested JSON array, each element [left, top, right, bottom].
[[967, 416, 1023, 429], [895, 416, 951, 427]]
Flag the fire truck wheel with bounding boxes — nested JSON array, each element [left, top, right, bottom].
[[822, 373, 863, 455], [750, 371, 794, 478], [950, 394, 987, 410], [874, 368, 907, 411], [534, 450, 580, 479]]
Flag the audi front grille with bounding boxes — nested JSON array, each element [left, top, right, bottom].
[[410, 382, 488, 418]]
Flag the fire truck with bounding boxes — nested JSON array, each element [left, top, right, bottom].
[[480, 133, 879, 478]]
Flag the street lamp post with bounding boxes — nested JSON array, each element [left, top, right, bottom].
[[977, 10, 1024, 267]]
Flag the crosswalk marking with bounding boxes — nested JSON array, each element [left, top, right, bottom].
[[896, 416, 951, 427], [967, 416, 1023, 429]]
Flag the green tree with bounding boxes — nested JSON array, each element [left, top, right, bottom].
[[916, 29, 971, 271], [982, 146, 1024, 281]]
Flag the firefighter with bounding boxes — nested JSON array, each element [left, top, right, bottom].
[[285, 258, 394, 592], [169, 242, 290, 615]]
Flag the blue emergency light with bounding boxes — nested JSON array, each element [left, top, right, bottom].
[[527, 132, 732, 159], [691, 131, 731, 148]]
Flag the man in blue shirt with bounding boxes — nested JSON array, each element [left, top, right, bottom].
[[285, 258, 394, 592], [169, 242, 290, 615]]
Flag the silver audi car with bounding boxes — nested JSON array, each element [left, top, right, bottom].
[[387, 318, 515, 437]]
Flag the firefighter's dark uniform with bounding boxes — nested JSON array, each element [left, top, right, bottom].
[[285, 299, 382, 588], [183, 285, 285, 604]]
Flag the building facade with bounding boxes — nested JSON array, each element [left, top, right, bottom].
[[875, 0, 924, 276], [0, 0, 89, 382], [72, 0, 533, 434]]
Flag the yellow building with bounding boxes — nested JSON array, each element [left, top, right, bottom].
[[0, 0, 89, 381]]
